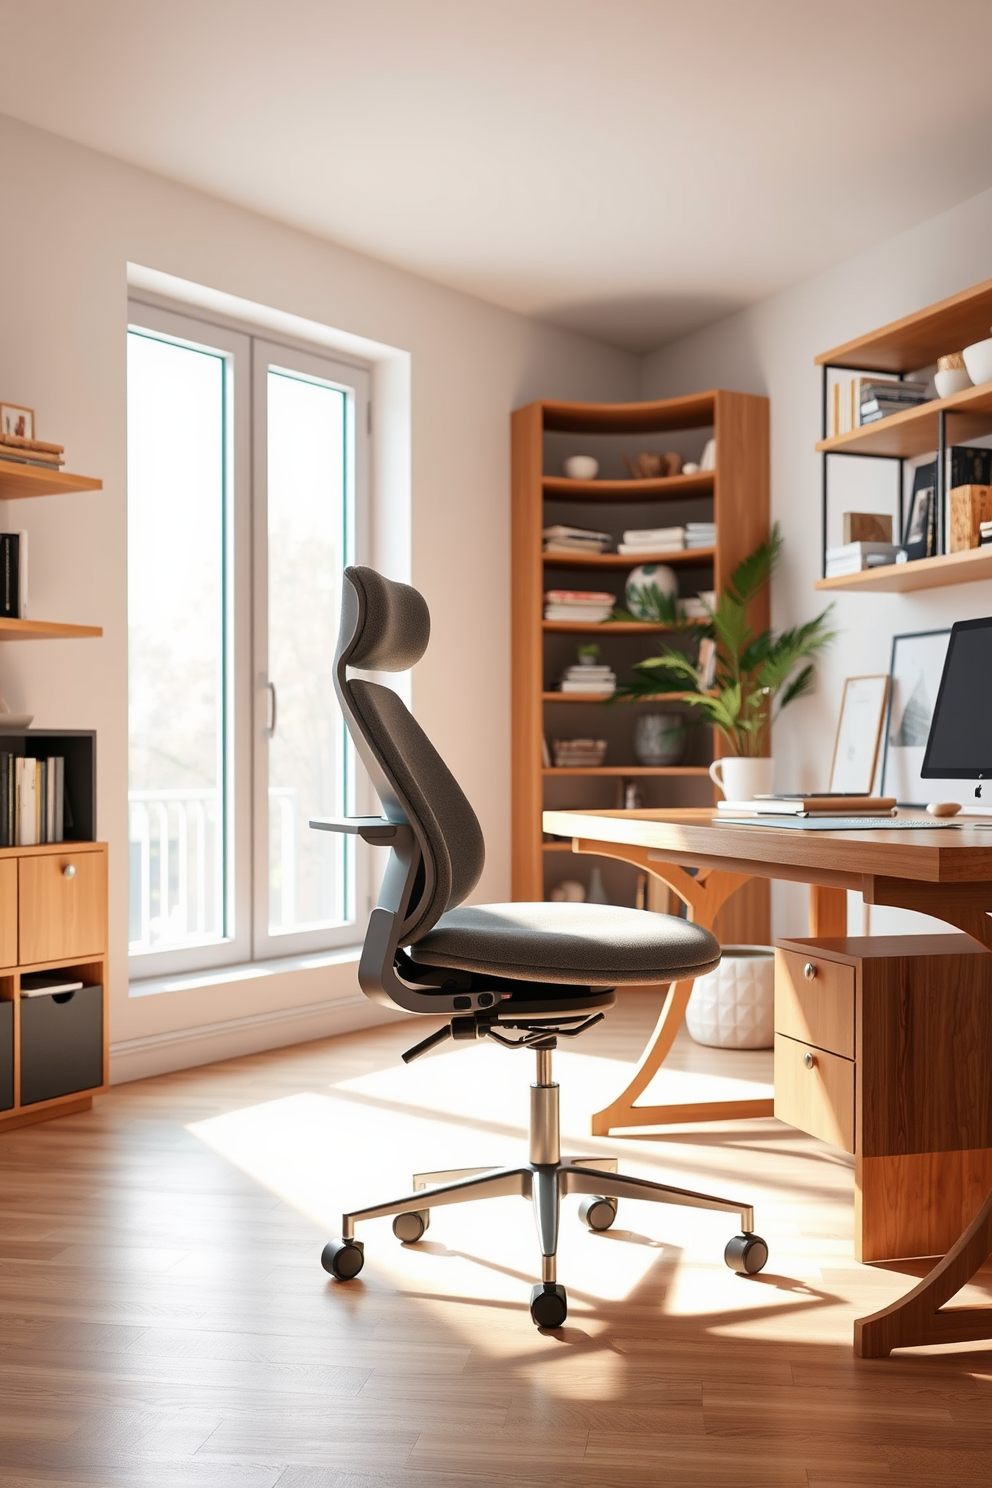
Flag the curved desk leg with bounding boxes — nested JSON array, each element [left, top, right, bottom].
[[573, 840, 775, 1136]]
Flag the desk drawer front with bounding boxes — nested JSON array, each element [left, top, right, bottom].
[[774, 1033, 855, 1153], [18, 850, 107, 966], [775, 948, 855, 1058]]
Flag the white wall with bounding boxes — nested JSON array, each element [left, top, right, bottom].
[[0, 112, 639, 1078], [641, 183, 992, 938]]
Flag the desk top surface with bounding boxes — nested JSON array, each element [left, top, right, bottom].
[[542, 807, 992, 884]]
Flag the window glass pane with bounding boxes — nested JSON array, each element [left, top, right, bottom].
[[266, 368, 353, 936], [128, 331, 228, 955]]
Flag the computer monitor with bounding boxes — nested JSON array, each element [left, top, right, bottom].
[[922, 616, 992, 795]]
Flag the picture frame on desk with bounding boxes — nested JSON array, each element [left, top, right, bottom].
[[881, 629, 960, 805], [828, 675, 889, 794]]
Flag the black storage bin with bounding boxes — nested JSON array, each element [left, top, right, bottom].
[[20, 985, 103, 1105], [0, 1001, 12, 1110]]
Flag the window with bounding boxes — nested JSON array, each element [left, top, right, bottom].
[[127, 303, 370, 977]]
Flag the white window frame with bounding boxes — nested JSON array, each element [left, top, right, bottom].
[[127, 300, 373, 980]]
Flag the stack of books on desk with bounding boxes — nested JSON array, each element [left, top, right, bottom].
[[544, 590, 615, 622], [0, 434, 65, 469], [716, 795, 896, 817], [617, 526, 685, 555], [558, 663, 616, 695], [542, 524, 611, 556], [825, 541, 902, 576], [686, 522, 716, 549]]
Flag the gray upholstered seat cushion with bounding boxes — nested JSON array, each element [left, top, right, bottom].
[[409, 902, 720, 985]]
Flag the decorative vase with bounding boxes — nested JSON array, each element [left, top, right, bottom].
[[685, 945, 775, 1049], [625, 563, 678, 617], [708, 756, 773, 801], [634, 712, 684, 766], [563, 455, 599, 480]]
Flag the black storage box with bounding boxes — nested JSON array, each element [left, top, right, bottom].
[[20, 985, 103, 1105], [0, 1001, 12, 1110]]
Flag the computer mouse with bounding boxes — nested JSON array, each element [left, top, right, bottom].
[[926, 801, 961, 817]]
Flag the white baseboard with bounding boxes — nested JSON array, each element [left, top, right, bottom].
[[110, 993, 411, 1085]]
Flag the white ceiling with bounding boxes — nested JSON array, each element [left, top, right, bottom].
[[3, 0, 992, 352]]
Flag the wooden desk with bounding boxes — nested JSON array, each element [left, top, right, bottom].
[[542, 805, 992, 1357]]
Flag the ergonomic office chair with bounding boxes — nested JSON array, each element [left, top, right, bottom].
[[313, 566, 767, 1328]]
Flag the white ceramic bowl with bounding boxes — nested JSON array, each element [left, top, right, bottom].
[[963, 337, 992, 387], [563, 455, 599, 480], [934, 366, 973, 398]]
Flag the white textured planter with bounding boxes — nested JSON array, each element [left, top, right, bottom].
[[685, 945, 775, 1050]]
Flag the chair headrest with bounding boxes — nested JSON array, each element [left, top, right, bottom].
[[343, 566, 431, 672]]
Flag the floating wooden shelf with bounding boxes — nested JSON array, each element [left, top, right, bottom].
[[543, 620, 701, 635], [817, 275, 992, 374], [815, 545, 992, 593], [543, 547, 715, 569], [0, 619, 102, 641], [543, 472, 713, 502], [0, 462, 103, 502], [542, 691, 692, 703], [816, 381, 992, 460], [542, 765, 710, 778]]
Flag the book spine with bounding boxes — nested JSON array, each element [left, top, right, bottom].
[[17, 531, 27, 621], [0, 534, 18, 618], [33, 760, 41, 846], [54, 756, 64, 842], [46, 757, 55, 844], [0, 755, 7, 848]]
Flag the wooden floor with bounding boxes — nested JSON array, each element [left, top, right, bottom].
[[1, 993, 991, 1487]]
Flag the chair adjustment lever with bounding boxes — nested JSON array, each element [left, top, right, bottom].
[[400, 1024, 453, 1064]]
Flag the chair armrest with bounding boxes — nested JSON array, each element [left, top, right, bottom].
[[309, 815, 400, 842]]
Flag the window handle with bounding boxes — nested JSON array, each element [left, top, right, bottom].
[[266, 681, 277, 737]]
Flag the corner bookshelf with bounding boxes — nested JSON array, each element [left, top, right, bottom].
[[511, 392, 770, 942], [815, 276, 992, 593]]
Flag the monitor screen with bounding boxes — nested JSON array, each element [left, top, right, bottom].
[[921, 616, 992, 778]]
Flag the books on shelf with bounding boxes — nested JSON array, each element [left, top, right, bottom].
[[685, 522, 716, 549], [551, 738, 608, 768], [678, 591, 715, 619], [1, 753, 67, 846], [619, 526, 686, 554], [542, 524, 611, 555], [544, 589, 615, 623], [829, 377, 930, 436], [0, 433, 65, 468], [825, 541, 901, 576], [558, 663, 616, 695], [0, 531, 27, 618]]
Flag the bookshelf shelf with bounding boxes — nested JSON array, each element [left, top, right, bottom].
[[816, 382, 992, 461], [0, 619, 102, 642], [543, 547, 715, 570], [542, 619, 703, 636], [542, 691, 693, 704], [542, 765, 710, 778], [543, 472, 714, 502], [0, 462, 103, 502], [817, 275, 992, 374]]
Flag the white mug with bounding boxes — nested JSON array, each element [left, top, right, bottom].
[[709, 756, 773, 802]]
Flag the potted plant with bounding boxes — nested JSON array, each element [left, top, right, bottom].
[[615, 525, 836, 799]]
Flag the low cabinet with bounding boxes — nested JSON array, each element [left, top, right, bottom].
[[775, 934, 992, 1263]]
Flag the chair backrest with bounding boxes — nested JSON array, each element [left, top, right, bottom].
[[335, 566, 485, 943]]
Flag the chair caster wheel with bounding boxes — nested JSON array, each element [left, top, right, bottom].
[[579, 1195, 617, 1232], [321, 1238, 365, 1280], [530, 1282, 567, 1329], [392, 1209, 430, 1243], [725, 1232, 768, 1275]]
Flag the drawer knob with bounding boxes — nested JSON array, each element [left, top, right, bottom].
[[803, 961, 817, 981], [62, 864, 76, 880], [803, 1051, 816, 1070]]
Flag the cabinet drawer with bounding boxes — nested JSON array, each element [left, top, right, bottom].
[[20, 985, 103, 1105], [0, 1001, 12, 1111], [18, 850, 107, 966], [774, 1033, 855, 1152], [775, 948, 855, 1058]]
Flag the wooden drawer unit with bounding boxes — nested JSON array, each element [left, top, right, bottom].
[[775, 948, 855, 1058], [776, 934, 992, 1262], [18, 848, 106, 966], [0, 842, 108, 1135], [774, 1033, 855, 1153]]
